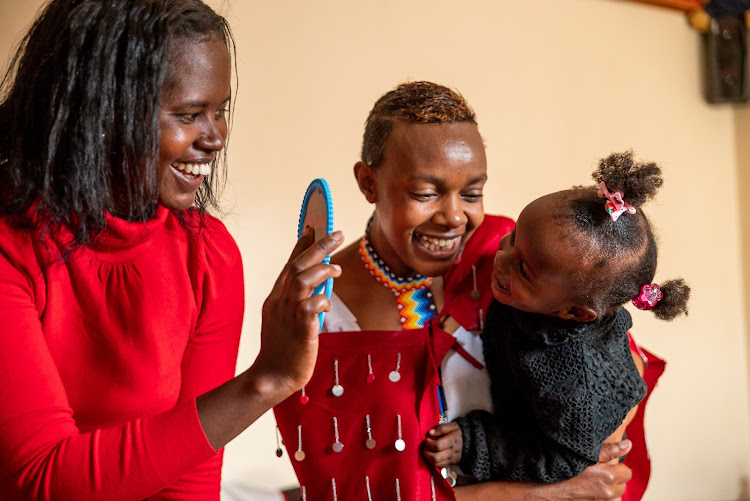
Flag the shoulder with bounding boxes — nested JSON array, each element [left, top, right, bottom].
[[463, 214, 515, 261], [176, 210, 243, 274], [0, 215, 46, 306], [480, 214, 516, 234], [0, 214, 45, 269], [203, 213, 242, 270], [199, 212, 238, 250]]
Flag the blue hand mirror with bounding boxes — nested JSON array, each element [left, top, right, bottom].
[[297, 178, 334, 330]]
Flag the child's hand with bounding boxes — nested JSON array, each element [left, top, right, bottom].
[[423, 422, 463, 468]]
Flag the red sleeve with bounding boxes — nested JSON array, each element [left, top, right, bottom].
[[152, 217, 244, 500], [442, 214, 515, 331]]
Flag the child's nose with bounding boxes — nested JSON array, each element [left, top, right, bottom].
[[493, 250, 508, 274]]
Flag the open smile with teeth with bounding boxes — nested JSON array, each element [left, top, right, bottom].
[[415, 233, 461, 252], [172, 161, 211, 177]]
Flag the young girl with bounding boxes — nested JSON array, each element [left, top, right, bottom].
[[423, 151, 689, 484]]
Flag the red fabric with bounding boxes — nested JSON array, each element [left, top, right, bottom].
[[622, 335, 665, 501], [0, 207, 244, 500], [274, 325, 457, 501], [441, 215, 515, 332]]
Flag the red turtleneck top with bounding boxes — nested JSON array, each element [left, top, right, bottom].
[[0, 206, 244, 500]]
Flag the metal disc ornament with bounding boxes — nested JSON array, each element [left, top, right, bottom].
[[394, 439, 406, 451], [441, 468, 458, 487], [294, 450, 306, 461], [388, 371, 401, 382], [332, 442, 344, 453], [332, 384, 344, 397], [366, 439, 376, 450]]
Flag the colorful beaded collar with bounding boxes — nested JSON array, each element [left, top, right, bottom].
[[359, 235, 436, 329]]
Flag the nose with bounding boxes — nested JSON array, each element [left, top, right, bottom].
[[196, 119, 226, 152], [434, 194, 467, 229], [494, 246, 512, 275]]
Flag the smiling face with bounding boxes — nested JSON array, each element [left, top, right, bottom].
[[491, 192, 598, 322], [157, 36, 231, 211], [357, 121, 487, 278]]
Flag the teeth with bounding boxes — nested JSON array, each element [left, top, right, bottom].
[[416, 233, 460, 251], [171, 161, 211, 177]]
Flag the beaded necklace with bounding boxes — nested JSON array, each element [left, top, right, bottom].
[[359, 235, 436, 329]]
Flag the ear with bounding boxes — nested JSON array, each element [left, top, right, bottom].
[[556, 305, 598, 323], [354, 161, 378, 204]]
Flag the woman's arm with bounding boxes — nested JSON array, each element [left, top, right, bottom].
[[196, 228, 343, 450], [454, 441, 633, 501], [0, 226, 342, 500]]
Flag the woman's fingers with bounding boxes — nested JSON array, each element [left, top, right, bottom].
[[288, 229, 343, 271], [294, 293, 335, 332], [598, 440, 631, 464], [274, 230, 343, 297]]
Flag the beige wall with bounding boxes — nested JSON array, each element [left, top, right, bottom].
[[3, 1, 750, 500]]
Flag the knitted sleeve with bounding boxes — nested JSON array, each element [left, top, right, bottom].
[[456, 408, 596, 483]]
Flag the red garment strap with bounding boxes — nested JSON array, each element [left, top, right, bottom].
[[429, 323, 486, 372], [451, 339, 485, 370], [426, 322, 443, 385]]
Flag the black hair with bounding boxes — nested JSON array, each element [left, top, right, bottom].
[[361, 81, 477, 167], [0, 0, 234, 250], [560, 151, 690, 321]]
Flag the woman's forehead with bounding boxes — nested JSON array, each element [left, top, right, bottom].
[[381, 122, 487, 177]]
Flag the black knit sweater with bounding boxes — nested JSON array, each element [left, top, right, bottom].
[[456, 301, 647, 483]]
